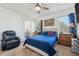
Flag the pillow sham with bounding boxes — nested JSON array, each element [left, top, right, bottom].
[[48, 32, 53, 36]]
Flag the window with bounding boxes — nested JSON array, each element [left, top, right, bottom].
[[58, 16, 70, 33]]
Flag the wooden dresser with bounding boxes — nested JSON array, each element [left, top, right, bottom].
[[59, 34, 72, 47]]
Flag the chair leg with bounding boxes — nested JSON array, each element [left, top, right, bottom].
[[1, 47, 5, 51]]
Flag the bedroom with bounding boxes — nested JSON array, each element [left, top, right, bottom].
[[0, 3, 79, 56]]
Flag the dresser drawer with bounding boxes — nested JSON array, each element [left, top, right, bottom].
[[60, 41, 71, 47]]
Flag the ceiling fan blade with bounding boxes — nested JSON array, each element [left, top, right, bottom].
[[42, 6, 49, 10]]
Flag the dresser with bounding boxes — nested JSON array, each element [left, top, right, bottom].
[[59, 34, 72, 47]]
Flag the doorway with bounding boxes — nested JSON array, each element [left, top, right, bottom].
[[24, 21, 35, 37]]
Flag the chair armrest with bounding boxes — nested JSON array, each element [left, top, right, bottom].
[[1, 39, 6, 41], [76, 39, 79, 44], [15, 37, 20, 41], [1, 39, 6, 48]]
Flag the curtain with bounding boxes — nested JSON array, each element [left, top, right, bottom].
[[68, 13, 77, 38]]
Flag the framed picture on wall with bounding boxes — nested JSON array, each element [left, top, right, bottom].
[[44, 18, 54, 27]]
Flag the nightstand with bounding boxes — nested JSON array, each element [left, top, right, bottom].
[[72, 38, 79, 54]]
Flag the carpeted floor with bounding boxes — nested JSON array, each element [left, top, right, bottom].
[[54, 44, 79, 56], [0, 42, 79, 56]]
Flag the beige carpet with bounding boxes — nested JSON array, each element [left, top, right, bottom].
[[0, 43, 41, 56], [54, 44, 79, 56], [0, 42, 79, 56]]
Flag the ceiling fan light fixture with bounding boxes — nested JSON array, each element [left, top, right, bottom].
[[35, 6, 40, 11]]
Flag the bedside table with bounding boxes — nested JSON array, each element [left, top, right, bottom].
[[72, 38, 79, 54]]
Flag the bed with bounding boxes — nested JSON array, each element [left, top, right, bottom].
[[23, 32, 58, 56]]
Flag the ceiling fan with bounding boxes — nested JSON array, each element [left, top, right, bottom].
[[34, 3, 49, 14]]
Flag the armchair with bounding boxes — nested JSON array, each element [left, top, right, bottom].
[[1, 31, 20, 50]]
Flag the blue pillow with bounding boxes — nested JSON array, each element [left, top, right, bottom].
[[42, 32, 48, 35], [53, 32, 57, 36]]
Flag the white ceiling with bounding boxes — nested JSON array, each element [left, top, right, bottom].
[[0, 3, 75, 18]]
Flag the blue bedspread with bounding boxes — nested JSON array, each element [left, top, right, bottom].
[[29, 35, 57, 47], [24, 32, 57, 56]]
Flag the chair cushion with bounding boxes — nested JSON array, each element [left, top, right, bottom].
[[6, 35, 16, 39], [3, 31, 16, 40], [6, 31, 16, 35], [6, 40, 18, 44]]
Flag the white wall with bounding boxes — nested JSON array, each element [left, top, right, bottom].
[[77, 23, 79, 38], [0, 6, 27, 47], [40, 7, 75, 37]]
